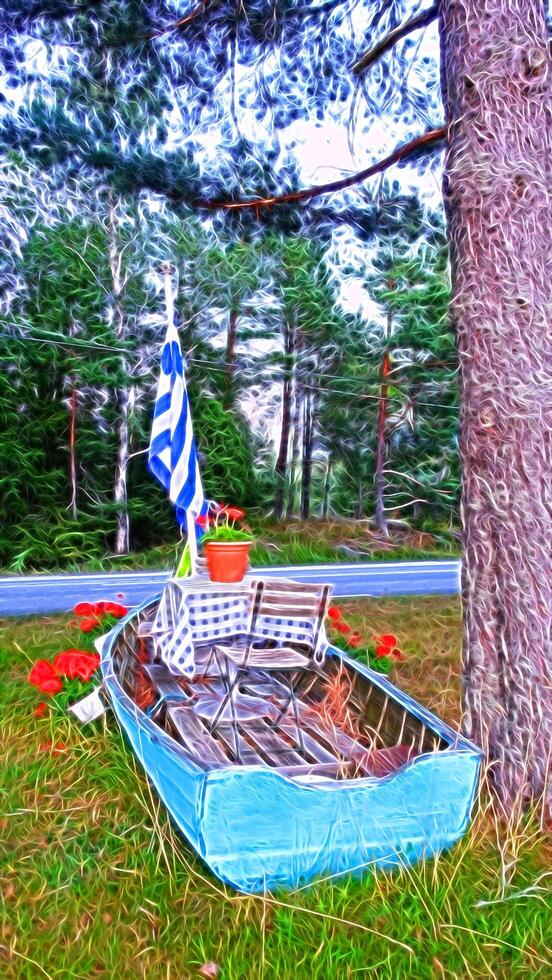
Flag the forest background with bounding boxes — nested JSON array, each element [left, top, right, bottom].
[[0, 1, 459, 572]]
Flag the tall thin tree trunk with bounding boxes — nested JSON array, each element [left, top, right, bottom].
[[224, 302, 239, 409], [356, 480, 364, 519], [69, 386, 78, 520], [286, 358, 302, 517], [300, 391, 314, 520], [108, 203, 130, 555], [321, 455, 332, 519], [274, 321, 293, 519], [440, 0, 552, 810], [374, 348, 391, 534], [68, 318, 78, 520]]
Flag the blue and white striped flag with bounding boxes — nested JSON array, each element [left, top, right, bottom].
[[148, 271, 208, 575]]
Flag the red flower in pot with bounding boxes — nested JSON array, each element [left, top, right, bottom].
[[201, 506, 252, 583]]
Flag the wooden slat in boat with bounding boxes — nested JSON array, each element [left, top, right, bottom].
[[215, 724, 266, 765], [243, 674, 375, 774], [277, 717, 342, 765], [166, 706, 230, 767], [143, 664, 189, 706], [242, 718, 305, 767]]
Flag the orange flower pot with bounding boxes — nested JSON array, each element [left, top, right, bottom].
[[204, 541, 253, 583]]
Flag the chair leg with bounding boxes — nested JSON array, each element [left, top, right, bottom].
[[287, 674, 305, 754], [271, 671, 305, 754], [208, 651, 240, 733], [227, 675, 242, 764]]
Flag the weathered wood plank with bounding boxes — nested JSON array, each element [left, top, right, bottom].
[[242, 720, 305, 767], [167, 706, 230, 766], [277, 718, 339, 764], [215, 724, 267, 765]]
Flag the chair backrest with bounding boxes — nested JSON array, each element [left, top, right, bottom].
[[148, 574, 333, 674], [249, 578, 333, 661]]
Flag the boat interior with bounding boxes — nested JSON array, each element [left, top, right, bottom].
[[109, 594, 451, 782]]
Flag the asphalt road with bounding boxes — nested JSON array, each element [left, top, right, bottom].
[[0, 560, 461, 617]]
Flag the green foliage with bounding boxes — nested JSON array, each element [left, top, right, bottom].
[[202, 525, 252, 543], [378, 243, 459, 523], [193, 398, 260, 507]]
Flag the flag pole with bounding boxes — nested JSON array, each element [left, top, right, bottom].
[[162, 263, 199, 577]]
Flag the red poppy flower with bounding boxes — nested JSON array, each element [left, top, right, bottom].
[[39, 740, 67, 755], [74, 601, 96, 616], [375, 645, 390, 659], [332, 621, 350, 634], [390, 647, 406, 661], [196, 514, 210, 529], [34, 701, 49, 718], [327, 606, 342, 621], [79, 616, 100, 633], [102, 602, 128, 618], [29, 660, 64, 696], [53, 650, 100, 682], [117, 593, 125, 600], [221, 505, 246, 521], [379, 633, 398, 649], [348, 632, 362, 648]]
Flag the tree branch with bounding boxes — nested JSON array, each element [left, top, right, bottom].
[[351, 3, 438, 77], [145, 0, 348, 42], [198, 126, 446, 210], [146, 0, 212, 40]]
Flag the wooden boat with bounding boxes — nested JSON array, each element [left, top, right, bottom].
[[99, 575, 481, 894]]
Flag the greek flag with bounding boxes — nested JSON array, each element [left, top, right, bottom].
[[148, 273, 208, 573]]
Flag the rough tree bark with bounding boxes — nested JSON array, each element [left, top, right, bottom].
[[274, 321, 294, 519], [440, 0, 552, 810]]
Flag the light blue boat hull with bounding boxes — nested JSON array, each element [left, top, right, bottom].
[[101, 597, 481, 894]]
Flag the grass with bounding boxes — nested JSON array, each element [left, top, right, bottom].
[[1, 597, 550, 979], [4, 518, 461, 575]]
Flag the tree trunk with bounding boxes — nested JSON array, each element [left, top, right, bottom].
[[274, 321, 293, 519], [321, 455, 332, 519], [440, 0, 552, 811], [224, 303, 239, 409], [114, 383, 131, 554], [300, 391, 314, 520], [69, 385, 78, 520], [286, 359, 302, 517], [356, 480, 364, 519], [374, 349, 391, 534], [108, 203, 130, 555], [68, 319, 78, 520]]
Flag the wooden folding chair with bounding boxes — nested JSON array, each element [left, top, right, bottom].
[[208, 579, 332, 758]]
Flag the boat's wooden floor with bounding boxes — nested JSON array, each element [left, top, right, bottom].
[[136, 657, 434, 779], [112, 602, 447, 781]]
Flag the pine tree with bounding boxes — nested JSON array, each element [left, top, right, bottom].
[[367, 234, 458, 529]]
